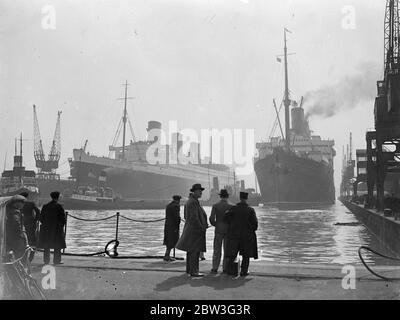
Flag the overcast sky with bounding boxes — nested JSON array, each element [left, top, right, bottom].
[[0, 0, 388, 190]]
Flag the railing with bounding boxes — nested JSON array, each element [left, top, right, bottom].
[[62, 211, 182, 259], [0, 197, 46, 300], [0, 197, 9, 299], [0, 197, 9, 263]]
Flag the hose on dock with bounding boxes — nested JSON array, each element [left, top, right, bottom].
[[358, 246, 400, 281]]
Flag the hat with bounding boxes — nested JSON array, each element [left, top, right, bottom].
[[190, 184, 205, 192], [19, 191, 29, 198], [239, 192, 248, 200], [50, 191, 60, 199], [172, 195, 182, 201], [9, 195, 26, 204], [218, 189, 229, 198]]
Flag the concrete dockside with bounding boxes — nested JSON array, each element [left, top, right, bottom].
[[341, 199, 400, 258], [29, 253, 400, 300]]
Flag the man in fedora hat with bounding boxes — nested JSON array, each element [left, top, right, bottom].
[[163, 195, 182, 261], [176, 184, 208, 277], [209, 189, 232, 274], [224, 191, 258, 277], [5, 195, 29, 260]]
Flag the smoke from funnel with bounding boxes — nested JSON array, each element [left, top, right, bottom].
[[303, 62, 380, 118]]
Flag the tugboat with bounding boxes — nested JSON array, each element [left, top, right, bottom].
[[0, 134, 39, 197]]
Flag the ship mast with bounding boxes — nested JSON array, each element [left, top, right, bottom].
[[283, 28, 291, 151], [122, 80, 128, 161]]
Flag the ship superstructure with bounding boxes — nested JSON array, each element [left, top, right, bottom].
[[69, 82, 235, 200]]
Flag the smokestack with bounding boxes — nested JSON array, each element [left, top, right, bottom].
[[303, 62, 379, 119]]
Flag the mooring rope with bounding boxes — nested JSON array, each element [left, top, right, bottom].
[[358, 246, 400, 281], [66, 213, 117, 222], [119, 215, 165, 223]]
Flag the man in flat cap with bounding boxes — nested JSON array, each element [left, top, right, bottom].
[[209, 189, 232, 274], [5, 195, 28, 260], [163, 195, 182, 261], [20, 191, 40, 262], [38, 191, 66, 265], [176, 184, 208, 277], [224, 191, 258, 277]]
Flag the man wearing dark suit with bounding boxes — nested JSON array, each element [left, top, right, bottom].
[[163, 195, 182, 261], [224, 192, 258, 277], [38, 191, 66, 265], [176, 184, 208, 277], [20, 191, 40, 262], [209, 189, 232, 274]]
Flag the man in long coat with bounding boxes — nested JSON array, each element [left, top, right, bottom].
[[209, 189, 232, 274], [20, 191, 40, 262], [176, 184, 208, 277], [38, 191, 66, 265], [224, 192, 258, 277], [5, 195, 28, 260], [163, 195, 182, 261]]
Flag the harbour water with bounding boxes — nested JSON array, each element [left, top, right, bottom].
[[64, 201, 399, 266]]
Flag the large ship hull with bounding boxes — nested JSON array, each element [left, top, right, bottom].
[[37, 179, 75, 204], [70, 150, 233, 200], [254, 148, 335, 205]]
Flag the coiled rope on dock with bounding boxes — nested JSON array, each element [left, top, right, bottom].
[[358, 246, 400, 281]]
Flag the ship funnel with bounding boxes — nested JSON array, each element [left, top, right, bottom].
[[147, 121, 162, 142], [291, 107, 310, 138], [212, 177, 219, 191]]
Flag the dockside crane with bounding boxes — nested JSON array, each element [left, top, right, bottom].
[[33, 105, 62, 180], [366, 0, 400, 210]]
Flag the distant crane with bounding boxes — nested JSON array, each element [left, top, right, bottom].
[[33, 104, 62, 180]]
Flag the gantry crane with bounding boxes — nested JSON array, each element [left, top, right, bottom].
[[33, 105, 62, 180], [366, 0, 400, 210]]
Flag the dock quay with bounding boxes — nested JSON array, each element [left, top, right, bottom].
[[340, 198, 400, 259], [20, 253, 400, 300]]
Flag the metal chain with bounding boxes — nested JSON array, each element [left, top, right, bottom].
[[67, 213, 117, 222]]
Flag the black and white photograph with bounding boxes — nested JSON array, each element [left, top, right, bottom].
[[1, 0, 400, 305]]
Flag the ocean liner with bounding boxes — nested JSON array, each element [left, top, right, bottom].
[[68, 82, 235, 201], [0, 135, 39, 197], [254, 29, 336, 205]]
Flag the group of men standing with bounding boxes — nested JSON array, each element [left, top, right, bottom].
[[5, 191, 67, 265], [163, 183, 258, 278]]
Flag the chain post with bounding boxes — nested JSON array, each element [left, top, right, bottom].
[[63, 212, 68, 254], [115, 212, 120, 241]]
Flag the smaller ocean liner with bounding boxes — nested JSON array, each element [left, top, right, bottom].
[[1, 135, 39, 197]]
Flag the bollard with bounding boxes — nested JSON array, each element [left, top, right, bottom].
[[63, 212, 68, 254]]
